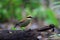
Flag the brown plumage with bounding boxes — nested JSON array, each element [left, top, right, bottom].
[[14, 16, 32, 28]]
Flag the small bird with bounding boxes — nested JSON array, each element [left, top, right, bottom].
[[14, 16, 40, 30], [14, 16, 32, 28]]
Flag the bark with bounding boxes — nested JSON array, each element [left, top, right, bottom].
[[0, 30, 38, 40]]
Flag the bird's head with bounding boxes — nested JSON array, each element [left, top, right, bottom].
[[27, 16, 38, 22]]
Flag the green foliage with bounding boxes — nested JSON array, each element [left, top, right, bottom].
[[0, 0, 9, 6], [12, 0, 23, 6], [0, 0, 41, 22], [14, 8, 22, 21], [0, 0, 23, 22], [11, 27, 25, 30], [30, 0, 40, 8], [11, 27, 16, 30]]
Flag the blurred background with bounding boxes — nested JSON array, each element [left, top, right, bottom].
[[0, 0, 60, 30]]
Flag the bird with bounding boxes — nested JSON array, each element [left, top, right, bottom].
[[14, 16, 33, 28], [14, 16, 40, 30]]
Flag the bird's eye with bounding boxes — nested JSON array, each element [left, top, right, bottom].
[[27, 16, 32, 18]]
